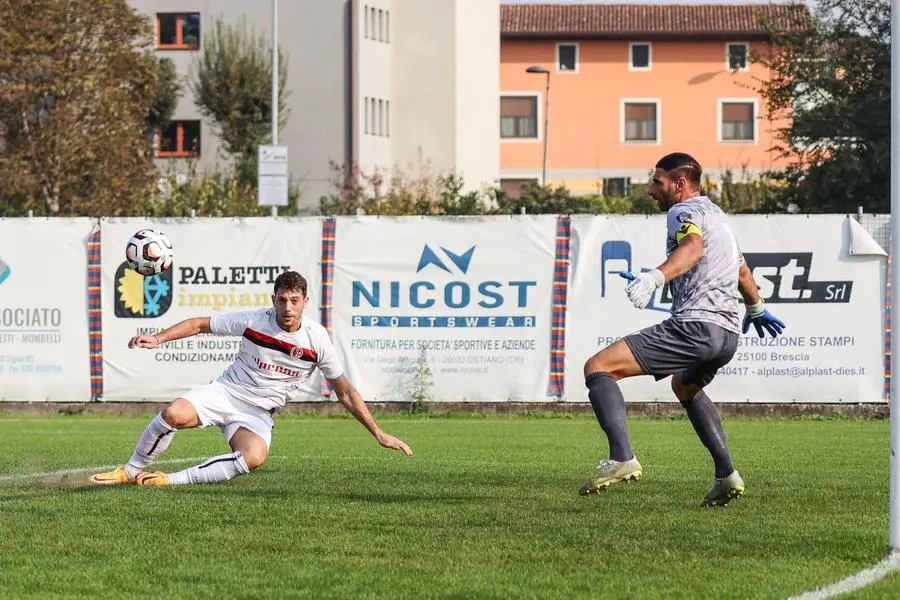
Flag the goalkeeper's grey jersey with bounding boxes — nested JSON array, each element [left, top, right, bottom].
[[665, 196, 743, 333]]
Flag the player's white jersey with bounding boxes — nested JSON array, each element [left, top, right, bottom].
[[208, 308, 344, 410]]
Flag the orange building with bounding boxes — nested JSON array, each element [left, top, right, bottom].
[[499, 3, 805, 196]]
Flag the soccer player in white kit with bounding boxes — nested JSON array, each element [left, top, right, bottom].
[[90, 271, 412, 487]]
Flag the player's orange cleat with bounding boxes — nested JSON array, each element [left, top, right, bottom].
[[89, 466, 132, 486], [135, 471, 169, 487]]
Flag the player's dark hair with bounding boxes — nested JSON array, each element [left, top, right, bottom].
[[656, 152, 702, 186], [274, 270, 308, 296]]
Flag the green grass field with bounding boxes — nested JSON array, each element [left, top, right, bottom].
[[0, 413, 896, 599]]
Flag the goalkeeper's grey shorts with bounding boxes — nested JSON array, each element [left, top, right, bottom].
[[623, 318, 738, 387]]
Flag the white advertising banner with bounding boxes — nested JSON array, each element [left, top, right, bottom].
[[565, 215, 885, 404], [0, 218, 93, 402], [101, 218, 322, 402], [332, 216, 557, 402]]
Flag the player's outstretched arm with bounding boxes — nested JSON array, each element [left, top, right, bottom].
[[327, 375, 413, 455], [658, 233, 703, 282], [127, 317, 211, 349], [621, 234, 703, 309], [738, 263, 785, 338]]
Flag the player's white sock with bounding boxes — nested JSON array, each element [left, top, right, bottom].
[[125, 413, 177, 479], [167, 451, 250, 485]]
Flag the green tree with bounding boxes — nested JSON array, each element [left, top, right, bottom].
[[191, 16, 289, 188], [753, 0, 889, 212], [146, 57, 182, 138], [0, 0, 159, 216]]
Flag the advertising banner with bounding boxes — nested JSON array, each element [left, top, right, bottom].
[[0, 218, 93, 401], [331, 216, 557, 402], [564, 215, 885, 403], [100, 218, 323, 402]]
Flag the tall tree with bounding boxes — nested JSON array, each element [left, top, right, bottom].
[[0, 0, 159, 216], [754, 0, 890, 213], [191, 16, 289, 187], [146, 57, 182, 138]]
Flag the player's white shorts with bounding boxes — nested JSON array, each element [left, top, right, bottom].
[[181, 381, 274, 449]]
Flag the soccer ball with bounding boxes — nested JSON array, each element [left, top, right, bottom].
[[125, 229, 174, 276]]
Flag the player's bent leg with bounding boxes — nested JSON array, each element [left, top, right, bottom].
[[144, 427, 265, 487], [583, 339, 645, 381], [579, 339, 645, 495], [228, 427, 269, 471], [89, 398, 200, 486], [672, 373, 744, 507]]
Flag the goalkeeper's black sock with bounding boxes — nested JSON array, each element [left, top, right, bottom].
[[585, 372, 634, 462], [681, 390, 734, 478]]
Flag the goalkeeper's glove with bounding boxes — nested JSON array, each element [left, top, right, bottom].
[[742, 300, 785, 338], [620, 269, 665, 310]]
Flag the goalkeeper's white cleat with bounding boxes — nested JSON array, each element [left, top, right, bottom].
[[578, 457, 643, 495], [700, 470, 745, 507]]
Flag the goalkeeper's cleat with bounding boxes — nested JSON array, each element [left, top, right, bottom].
[[89, 466, 132, 486], [578, 457, 642, 495], [700, 470, 745, 507], [135, 471, 169, 487]]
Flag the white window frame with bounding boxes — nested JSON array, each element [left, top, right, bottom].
[[717, 97, 759, 144], [500, 92, 542, 143], [628, 42, 652, 72], [620, 98, 661, 144], [726, 42, 750, 72], [555, 42, 579, 74]]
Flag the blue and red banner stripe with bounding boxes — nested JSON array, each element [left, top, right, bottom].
[[87, 228, 103, 400], [320, 217, 336, 398], [548, 216, 571, 397]]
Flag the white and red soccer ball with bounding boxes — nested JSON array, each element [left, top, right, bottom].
[[125, 229, 174, 276]]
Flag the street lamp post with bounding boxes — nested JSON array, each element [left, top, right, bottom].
[[526, 65, 550, 187]]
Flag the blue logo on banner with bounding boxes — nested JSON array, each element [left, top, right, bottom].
[[600, 240, 671, 313], [0, 258, 10, 287], [351, 243, 538, 328]]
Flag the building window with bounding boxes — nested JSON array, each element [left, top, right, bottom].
[[364, 97, 369, 134], [157, 13, 200, 50], [385, 11, 390, 43], [500, 178, 538, 199], [727, 43, 749, 71], [364, 6, 369, 39], [720, 100, 755, 142], [500, 95, 538, 139], [370, 99, 376, 136], [623, 101, 658, 142], [157, 120, 201, 157], [603, 177, 631, 197], [629, 43, 651, 70], [377, 99, 384, 136], [370, 8, 376, 40], [556, 43, 578, 73], [385, 100, 390, 137], [378, 9, 384, 42]]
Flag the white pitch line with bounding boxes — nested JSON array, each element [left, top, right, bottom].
[[787, 554, 900, 600], [0, 457, 210, 483], [0, 455, 290, 483]]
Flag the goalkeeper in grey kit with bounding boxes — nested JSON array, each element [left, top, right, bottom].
[[578, 152, 784, 506]]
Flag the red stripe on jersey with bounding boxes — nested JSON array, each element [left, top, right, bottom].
[[242, 328, 319, 363]]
